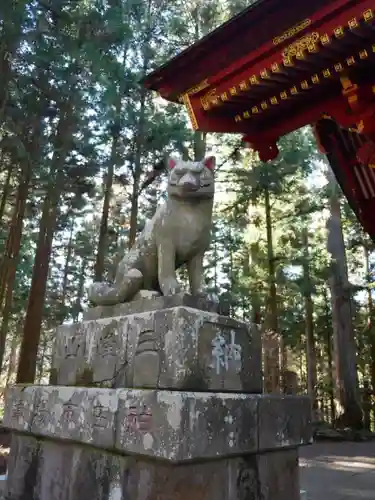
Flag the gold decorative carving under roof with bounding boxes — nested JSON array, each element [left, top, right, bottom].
[[178, 79, 209, 102], [178, 7, 375, 125], [273, 19, 312, 45], [200, 88, 219, 110], [181, 93, 198, 130], [237, 44, 375, 122], [282, 32, 320, 63]]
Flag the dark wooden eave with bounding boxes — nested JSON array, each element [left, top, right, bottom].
[[143, 0, 346, 101], [142, 0, 375, 242], [142, 0, 375, 142]]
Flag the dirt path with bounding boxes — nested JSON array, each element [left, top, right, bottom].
[[300, 441, 375, 499]]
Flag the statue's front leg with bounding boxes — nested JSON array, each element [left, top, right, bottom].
[[157, 243, 181, 295], [187, 252, 205, 296], [88, 268, 143, 306]]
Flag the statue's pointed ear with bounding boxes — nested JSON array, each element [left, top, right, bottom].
[[168, 158, 177, 169], [204, 156, 216, 171]]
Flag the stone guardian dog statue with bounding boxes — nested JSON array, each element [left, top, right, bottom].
[[88, 156, 215, 305]]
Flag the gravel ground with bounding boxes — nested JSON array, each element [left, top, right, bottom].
[[300, 441, 375, 500]]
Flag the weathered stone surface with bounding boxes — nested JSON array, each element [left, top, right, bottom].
[[129, 308, 261, 393], [3, 387, 312, 463], [256, 448, 300, 500], [6, 435, 121, 500], [83, 293, 218, 321], [115, 390, 258, 461], [258, 395, 313, 451], [5, 435, 301, 500], [53, 306, 262, 393], [5, 386, 118, 450], [53, 317, 128, 386], [36, 440, 75, 500], [133, 290, 161, 301], [6, 434, 40, 499], [3, 386, 38, 432], [52, 322, 91, 386], [31, 386, 118, 448]]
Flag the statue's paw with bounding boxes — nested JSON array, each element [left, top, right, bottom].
[[160, 279, 181, 296], [87, 282, 109, 304], [117, 268, 143, 301]]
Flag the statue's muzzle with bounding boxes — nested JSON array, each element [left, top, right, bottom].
[[179, 173, 199, 191]]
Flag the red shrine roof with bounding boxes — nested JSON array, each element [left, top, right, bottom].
[[143, 0, 375, 241]]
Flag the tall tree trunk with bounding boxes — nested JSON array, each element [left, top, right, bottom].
[[0, 272, 16, 376], [93, 4, 130, 275], [57, 222, 74, 324], [0, 161, 13, 223], [5, 328, 19, 386], [0, 114, 43, 309], [0, 160, 32, 311], [61, 223, 74, 307], [128, 85, 147, 248], [128, 0, 152, 248], [364, 245, 375, 392], [250, 241, 261, 324], [36, 331, 48, 383], [73, 256, 87, 323], [17, 172, 63, 383], [228, 228, 235, 317], [264, 185, 284, 392], [93, 43, 126, 279], [0, 119, 42, 371], [248, 200, 261, 324], [302, 228, 318, 417], [298, 332, 304, 389], [94, 135, 116, 281], [264, 186, 277, 333], [242, 246, 251, 322], [17, 112, 73, 384], [326, 169, 362, 428], [323, 287, 336, 422]]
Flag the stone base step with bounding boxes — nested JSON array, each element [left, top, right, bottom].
[[6, 434, 305, 500], [3, 385, 312, 463]]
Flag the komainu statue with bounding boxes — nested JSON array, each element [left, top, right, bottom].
[[88, 156, 215, 305]]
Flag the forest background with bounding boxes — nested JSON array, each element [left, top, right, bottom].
[[0, 0, 374, 429]]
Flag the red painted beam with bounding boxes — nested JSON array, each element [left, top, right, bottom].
[[199, 0, 359, 93], [143, 0, 334, 98], [196, 1, 374, 109], [190, 83, 371, 139]]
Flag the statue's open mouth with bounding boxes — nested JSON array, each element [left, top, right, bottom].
[[181, 182, 199, 192]]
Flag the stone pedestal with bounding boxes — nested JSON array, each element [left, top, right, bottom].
[[3, 294, 312, 500], [51, 294, 262, 393]]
